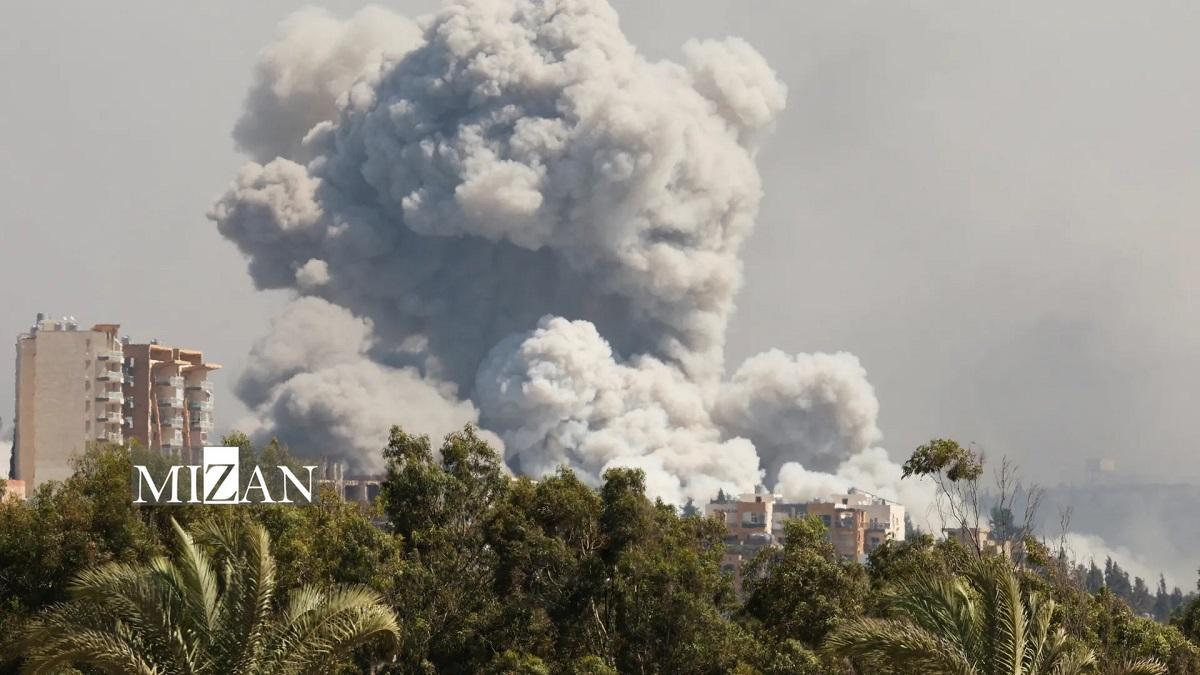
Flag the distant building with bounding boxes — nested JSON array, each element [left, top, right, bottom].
[[943, 525, 1012, 557], [11, 314, 219, 489], [315, 459, 384, 504], [706, 486, 906, 592], [828, 489, 906, 554]]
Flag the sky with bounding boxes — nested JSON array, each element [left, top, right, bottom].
[[1, 2, 1197, 492]]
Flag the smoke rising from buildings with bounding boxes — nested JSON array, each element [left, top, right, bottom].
[[210, 0, 932, 509]]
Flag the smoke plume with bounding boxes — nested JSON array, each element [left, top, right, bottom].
[[211, 0, 926, 507]]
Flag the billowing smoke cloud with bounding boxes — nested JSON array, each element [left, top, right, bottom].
[[231, 297, 491, 472], [714, 350, 883, 481], [476, 315, 761, 504], [233, 5, 423, 164], [211, 0, 923, 504]]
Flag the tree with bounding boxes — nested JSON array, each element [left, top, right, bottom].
[[742, 516, 869, 649], [12, 517, 399, 673], [1087, 589, 1200, 675], [824, 556, 1168, 675], [902, 440, 1042, 559], [378, 425, 509, 672], [1106, 558, 1134, 601], [592, 468, 751, 673], [1085, 562, 1106, 594], [0, 443, 162, 646]]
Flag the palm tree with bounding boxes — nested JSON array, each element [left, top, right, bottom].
[[824, 557, 1165, 675], [14, 517, 399, 674]]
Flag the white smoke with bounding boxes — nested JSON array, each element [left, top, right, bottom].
[[211, 0, 921, 502], [1062, 531, 1171, 587], [714, 350, 884, 480], [233, 5, 423, 164], [232, 297, 491, 471], [476, 315, 760, 504]]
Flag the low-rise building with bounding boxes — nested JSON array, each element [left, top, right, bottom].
[[943, 525, 1013, 558], [707, 486, 907, 592], [315, 459, 384, 504]]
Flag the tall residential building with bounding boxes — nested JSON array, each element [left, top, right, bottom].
[[12, 316, 125, 488], [121, 342, 220, 455], [11, 314, 219, 489]]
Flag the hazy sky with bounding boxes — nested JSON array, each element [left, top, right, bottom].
[[2, 0, 1198, 490]]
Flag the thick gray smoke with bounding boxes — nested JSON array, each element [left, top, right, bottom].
[[212, 0, 929, 507]]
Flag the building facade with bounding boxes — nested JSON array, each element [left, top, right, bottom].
[[707, 487, 907, 592], [11, 314, 219, 489], [12, 316, 125, 488], [122, 342, 219, 456]]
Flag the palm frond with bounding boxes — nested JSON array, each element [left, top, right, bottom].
[[825, 616, 979, 675], [1110, 659, 1169, 675]]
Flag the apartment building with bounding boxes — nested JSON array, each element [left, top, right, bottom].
[[943, 525, 1013, 558], [707, 486, 907, 592], [315, 460, 384, 503], [828, 489, 906, 553], [122, 341, 220, 456], [10, 314, 219, 489], [11, 316, 125, 488]]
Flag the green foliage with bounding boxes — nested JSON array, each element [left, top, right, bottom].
[[1175, 596, 1200, 645], [826, 555, 1111, 674], [742, 516, 869, 648], [0, 432, 1193, 674], [1087, 589, 1200, 675], [0, 443, 161, 642], [378, 430, 755, 672], [903, 438, 983, 482], [12, 517, 399, 673]]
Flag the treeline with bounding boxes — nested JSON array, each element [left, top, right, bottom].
[[1065, 558, 1197, 623], [0, 428, 1197, 673]]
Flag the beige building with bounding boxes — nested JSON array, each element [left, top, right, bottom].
[[707, 486, 906, 592], [12, 316, 125, 488], [11, 314, 219, 489], [943, 525, 1013, 558], [827, 489, 906, 553], [122, 341, 220, 456]]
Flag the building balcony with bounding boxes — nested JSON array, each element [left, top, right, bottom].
[[96, 391, 124, 404], [96, 350, 122, 361], [158, 397, 183, 409], [190, 420, 214, 433], [186, 380, 214, 394], [95, 431, 122, 444], [156, 376, 184, 387], [96, 370, 123, 383], [187, 399, 213, 412], [96, 412, 121, 424], [161, 416, 185, 428]]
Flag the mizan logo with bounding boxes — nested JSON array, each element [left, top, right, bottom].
[[133, 446, 318, 505]]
